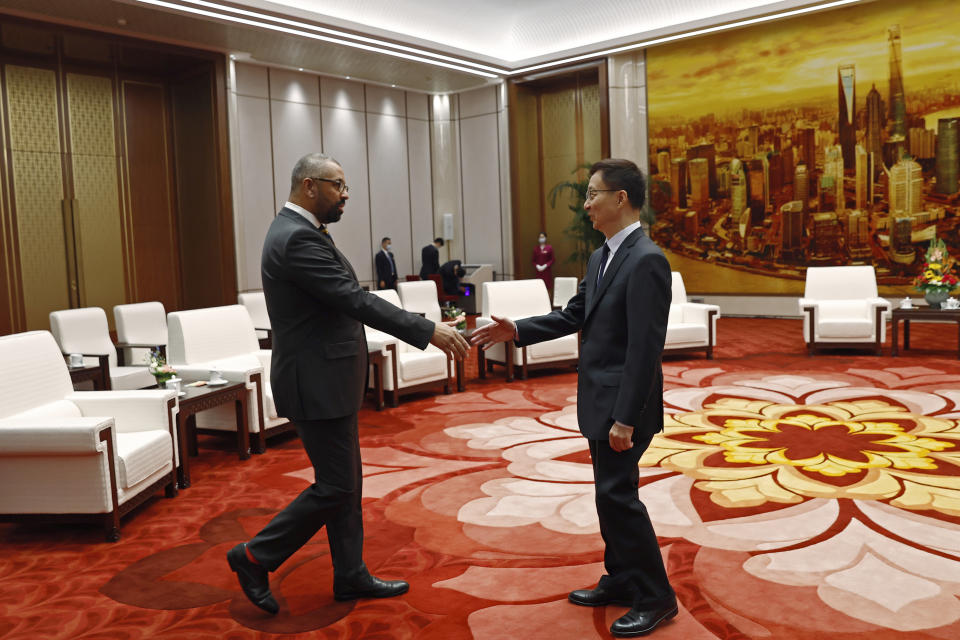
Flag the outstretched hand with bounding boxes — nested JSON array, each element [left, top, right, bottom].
[[469, 315, 517, 350], [430, 321, 469, 360]]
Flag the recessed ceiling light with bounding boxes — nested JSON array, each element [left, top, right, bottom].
[[345, 76, 351, 80], [298, 67, 304, 71], [229, 54, 236, 59], [391, 84, 396, 87]]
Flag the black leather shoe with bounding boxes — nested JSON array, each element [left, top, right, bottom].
[[226, 543, 279, 615], [610, 601, 679, 637], [568, 585, 634, 607], [333, 574, 410, 601]]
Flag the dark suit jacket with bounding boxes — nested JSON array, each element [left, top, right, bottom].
[[420, 244, 440, 279], [439, 260, 463, 295], [375, 249, 397, 289], [516, 227, 671, 441], [262, 209, 434, 420]]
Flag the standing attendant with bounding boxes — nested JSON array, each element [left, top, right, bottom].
[[472, 159, 676, 638], [420, 237, 444, 279], [227, 153, 469, 615], [532, 231, 554, 291], [375, 237, 398, 290]]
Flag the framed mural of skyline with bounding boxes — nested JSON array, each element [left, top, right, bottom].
[[646, 0, 960, 295]]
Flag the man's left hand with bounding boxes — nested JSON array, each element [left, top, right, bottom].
[[609, 422, 634, 452]]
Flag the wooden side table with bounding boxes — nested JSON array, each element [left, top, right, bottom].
[[891, 307, 960, 359], [368, 347, 386, 411], [65, 354, 110, 390], [176, 381, 249, 488]]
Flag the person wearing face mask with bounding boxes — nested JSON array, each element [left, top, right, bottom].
[[532, 231, 554, 292], [375, 237, 398, 290]]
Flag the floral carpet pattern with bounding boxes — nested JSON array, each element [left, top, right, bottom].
[[2, 319, 960, 639]]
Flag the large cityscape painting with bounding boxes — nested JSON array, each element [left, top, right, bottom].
[[646, 0, 960, 295]]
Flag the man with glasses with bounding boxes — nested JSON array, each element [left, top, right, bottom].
[[227, 152, 469, 615], [472, 158, 676, 637]]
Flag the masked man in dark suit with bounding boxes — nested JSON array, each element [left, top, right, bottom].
[[227, 153, 469, 615], [375, 236, 397, 289], [419, 237, 443, 280], [472, 159, 675, 638]]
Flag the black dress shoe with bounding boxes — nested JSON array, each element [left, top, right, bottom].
[[610, 600, 678, 637], [333, 574, 410, 601], [568, 585, 634, 607], [226, 543, 279, 615]]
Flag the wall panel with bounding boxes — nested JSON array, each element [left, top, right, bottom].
[[367, 111, 411, 279], [234, 94, 273, 291], [270, 99, 322, 213], [321, 105, 372, 282], [460, 113, 502, 268]]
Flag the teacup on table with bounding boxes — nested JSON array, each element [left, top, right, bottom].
[[68, 353, 84, 367], [209, 369, 226, 384]]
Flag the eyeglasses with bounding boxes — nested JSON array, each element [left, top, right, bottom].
[[585, 188, 618, 201], [310, 177, 350, 194]]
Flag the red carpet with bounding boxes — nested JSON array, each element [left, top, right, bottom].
[[2, 317, 960, 639]]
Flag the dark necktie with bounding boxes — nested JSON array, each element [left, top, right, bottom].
[[320, 225, 333, 244], [597, 243, 610, 285]]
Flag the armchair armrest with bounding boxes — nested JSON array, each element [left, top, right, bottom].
[[67, 390, 177, 433], [0, 416, 114, 454], [115, 343, 165, 367], [680, 302, 720, 325], [798, 297, 816, 313], [866, 297, 891, 310], [170, 364, 262, 383], [254, 328, 272, 349]]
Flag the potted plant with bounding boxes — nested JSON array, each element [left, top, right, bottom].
[[146, 348, 177, 387], [914, 237, 958, 309], [442, 304, 467, 331]]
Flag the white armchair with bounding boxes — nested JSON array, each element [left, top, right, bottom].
[[238, 291, 272, 349], [552, 276, 578, 309], [666, 272, 721, 359], [166, 305, 289, 452], [397, 280, 443, 322], [800, 266, 890, 355], [0, 331, 178, 541], [113, 301, 168, 367], [50, 307, 156, 390], [478, 279, 578, 381], [366, 289, 452, 405]]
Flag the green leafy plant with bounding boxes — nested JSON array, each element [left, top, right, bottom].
[[548, 163, 604, 276]]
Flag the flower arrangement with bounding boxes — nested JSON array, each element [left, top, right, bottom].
[[442, 304, 467, 331], [915, 237, 958, 293], [146, 348, 176, 386]]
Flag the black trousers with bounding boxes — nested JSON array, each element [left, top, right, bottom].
[[588, 435, 674, 607], [247, 415, 366, 581]]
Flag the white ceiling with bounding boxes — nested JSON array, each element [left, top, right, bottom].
[[224, 0, 853, 67]]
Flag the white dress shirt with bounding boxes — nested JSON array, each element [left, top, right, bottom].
[[284, 201, 320, 228], [598, 221, 642, 276]]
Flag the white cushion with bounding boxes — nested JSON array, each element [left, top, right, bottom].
[[817, 319, 875, 339], [111, 366, 156, 391], [804, 266, 879, 300], [50, 307, 118, 369], [167, 306, 260, 365], [0, 331, 75, 418], [817, 300, 871, 320], [667, 305, 683, 325], [482, 280, 552, 318], [666, 323, 708, 345], [552, 277, 578, 308], [6, 400, 82, 420], [116, 430, 172, 488], [526, 334, 578, 361], [398, 281, 442, 323], [398, 351, 447, 382], [114, 302, 168, 346]]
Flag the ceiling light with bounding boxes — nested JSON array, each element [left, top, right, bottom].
[[133, 0, 501, 78], [298, 67, 303, 71]]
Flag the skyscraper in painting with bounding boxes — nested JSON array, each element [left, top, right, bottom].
[[935, 118, 959, 195], [837, 64, 856, 169], [890, 157, 922, 216], [865, 84, 884, 163], [888, 24, 906, 138]]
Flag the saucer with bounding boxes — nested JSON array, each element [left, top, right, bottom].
[[207, 379, 229, 386], [178, 391, 186, 397]]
